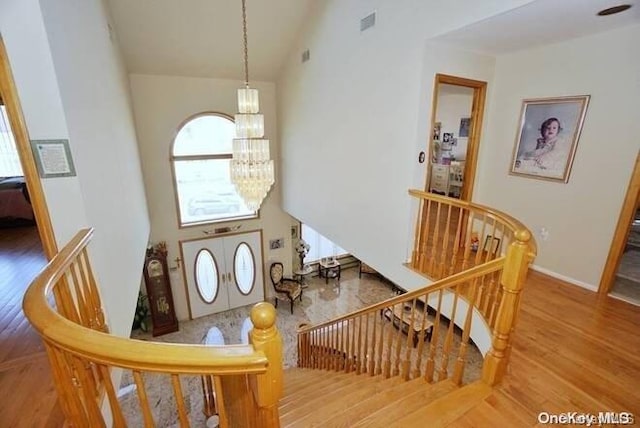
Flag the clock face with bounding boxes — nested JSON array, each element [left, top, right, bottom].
[[147, 259, 163, 278]]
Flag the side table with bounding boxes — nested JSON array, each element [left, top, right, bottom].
[[294, 265, 314, 288], [318, 259, 341, 284]]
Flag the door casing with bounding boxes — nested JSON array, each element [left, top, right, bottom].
[[599, 152, 640, 295], [425, 73, 487, 202], [0, 35, 57, 259]]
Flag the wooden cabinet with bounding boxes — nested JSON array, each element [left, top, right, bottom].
[[143, 243, 179, 336], [430, 162, 465, 198], [430, 164, 450, 195]]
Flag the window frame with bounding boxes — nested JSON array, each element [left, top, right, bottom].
[[170, 111, 258, 228]]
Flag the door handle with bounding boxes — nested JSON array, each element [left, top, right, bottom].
[[221, 273, 225, 284], [228, 272, 233, 283]]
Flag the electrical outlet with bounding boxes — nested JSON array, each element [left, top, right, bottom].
[[539, 227, 549, 241]]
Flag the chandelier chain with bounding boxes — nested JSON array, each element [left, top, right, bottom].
[[241, 0, 249, 87]]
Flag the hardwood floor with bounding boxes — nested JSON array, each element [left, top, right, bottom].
[[449, 270, 640, 426], [0, 226, 64, 427]]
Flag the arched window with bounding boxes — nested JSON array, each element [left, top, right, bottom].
[[171, 112, 256, 226]]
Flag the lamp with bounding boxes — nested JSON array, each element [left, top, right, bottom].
[[230, 0, 274, 211]]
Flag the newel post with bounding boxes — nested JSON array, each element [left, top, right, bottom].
[[482, 229, 531, 386], [250, 302, 283, 427]]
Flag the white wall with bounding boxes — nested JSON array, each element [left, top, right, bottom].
[[277, 0, 518, 290], [476, 24, 640, 288], [0, 0, 151, 337], [38, 0, 150, 335], [129, 74, 295, 320]]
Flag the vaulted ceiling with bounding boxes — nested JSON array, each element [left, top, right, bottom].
[[106, 0, 639, 82], [105, 0, 313, 81]]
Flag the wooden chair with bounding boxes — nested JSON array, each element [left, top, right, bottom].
[[269, 262, 302, 314]]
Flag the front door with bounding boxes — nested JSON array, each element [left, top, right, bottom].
[[180, 231, 264, 319]]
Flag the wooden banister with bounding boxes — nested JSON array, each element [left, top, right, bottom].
[[298, 190, 536, 391], [481, 229, 532, 385], [250, 302, 284, 426], [297, 258, 505, 334], [22, 228, 282, 427], [408, 189, 537, 253]]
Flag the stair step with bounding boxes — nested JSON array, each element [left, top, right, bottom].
[[282, 368, 334, 394], [281, 370, 363, 403], [394, 380, 492, 427], [348, 379, 459, 428], [281, 373, 407, 427], [281, 370, 398, 412], [280, 367, 466, 428], [312, 376, 445, 428]]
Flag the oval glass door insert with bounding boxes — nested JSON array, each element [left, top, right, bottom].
[[234, 242, 255, 295], [195, 249, 219, 303]]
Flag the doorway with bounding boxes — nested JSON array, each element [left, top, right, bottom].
[[180, 230, 265, 319], [0, 35, 62, 424], [426, 74, 487, 201], [599, 152, 640, 304]]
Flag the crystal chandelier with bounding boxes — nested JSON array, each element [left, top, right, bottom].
[[230, 0, 274, 212]]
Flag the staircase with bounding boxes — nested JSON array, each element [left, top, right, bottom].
[[279, 368, 491, 427], [21, 191, 536, 427]]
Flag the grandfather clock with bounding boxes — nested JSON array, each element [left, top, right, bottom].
[[142, 242, 179, 336]]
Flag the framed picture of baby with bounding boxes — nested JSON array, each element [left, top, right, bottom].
[[510, 95, 590, 183]]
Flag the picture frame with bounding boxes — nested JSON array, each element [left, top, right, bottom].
[[269, 238, 284, 250], [483, 235, 501, 255], [291, 225, 299, 239], [510, 95, 590, 183], [30, 139, 77, 178], [459, 117, 471, 138], [432, 122, 441, 142]]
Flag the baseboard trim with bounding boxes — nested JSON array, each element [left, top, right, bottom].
[[530, 264, 598, 292]]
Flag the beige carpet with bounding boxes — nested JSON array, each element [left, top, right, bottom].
[[118, 268, 483, 427]]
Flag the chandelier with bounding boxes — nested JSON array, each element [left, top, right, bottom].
[[230, 0, 275, 212]]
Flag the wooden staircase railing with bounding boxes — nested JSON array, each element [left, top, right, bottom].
[[297, 190, 536, 389], [22, 228, 283, 428], [408, 189, 536, 280]]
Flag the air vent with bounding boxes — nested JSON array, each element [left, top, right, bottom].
[[301, 49, 310, 63], [360, 11, 376, 32]]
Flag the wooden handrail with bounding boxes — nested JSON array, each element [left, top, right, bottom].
[[23, 228, 282, 427], [408, 189, 537, 257], [297, 257, 505, 333], [23, 228, 268, 375], [297, 190, 536, 390]]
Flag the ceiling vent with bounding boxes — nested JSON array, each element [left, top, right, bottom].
[[360, 11, 376, 32]]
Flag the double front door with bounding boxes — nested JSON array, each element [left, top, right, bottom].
[[180, 230, 264, 319]]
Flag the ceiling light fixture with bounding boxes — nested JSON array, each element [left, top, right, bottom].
[[230, 0, 275, 212], [597, 4, 632, 16]]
